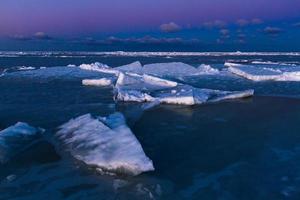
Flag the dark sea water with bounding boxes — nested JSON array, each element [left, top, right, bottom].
[[1, 52, 300, 199]]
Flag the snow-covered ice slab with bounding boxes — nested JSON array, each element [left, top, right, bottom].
[[225, 62, 300, 81], [0, 122, 44, 163], [56, 113, 154, 176], [115, 73, 254, 105]]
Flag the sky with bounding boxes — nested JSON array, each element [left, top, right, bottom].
[[0, 0, 300, 51]]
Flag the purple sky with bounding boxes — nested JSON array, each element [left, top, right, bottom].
[[1, 0, 300, 36]]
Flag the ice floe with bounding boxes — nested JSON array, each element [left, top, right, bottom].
[[56, 113, 154, 176], [114, 72, 254, 105], [0, 122, 44, 163], [225, 62, 300, 81]]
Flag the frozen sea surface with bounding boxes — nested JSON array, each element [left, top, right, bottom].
[[1, 52, 300, 199]]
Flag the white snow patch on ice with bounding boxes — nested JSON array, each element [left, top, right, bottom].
[[17, 66, 36, 71], [82, 78, 113, 86], [56, 113, 154, 176]]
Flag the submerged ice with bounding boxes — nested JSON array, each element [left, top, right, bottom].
[[56, 113, 154, 176], [0, 122, 44, 163]]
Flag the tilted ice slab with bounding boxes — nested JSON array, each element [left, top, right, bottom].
[[56, 113, 154, 176], [115, 72, 254, 105], [225, 62, 300, 81], [0, 122, 44, 163], [114, 61, 143, 74], [115, 72, 178, 91]]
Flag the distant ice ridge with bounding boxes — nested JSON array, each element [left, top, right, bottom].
[[98, 51, 300, 57], [0, 122, 44, 163], [56, 113, 154, 176], [1, 51, 300, 57], [114, 72, 254, 105], [225, 62, 300, 81]]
